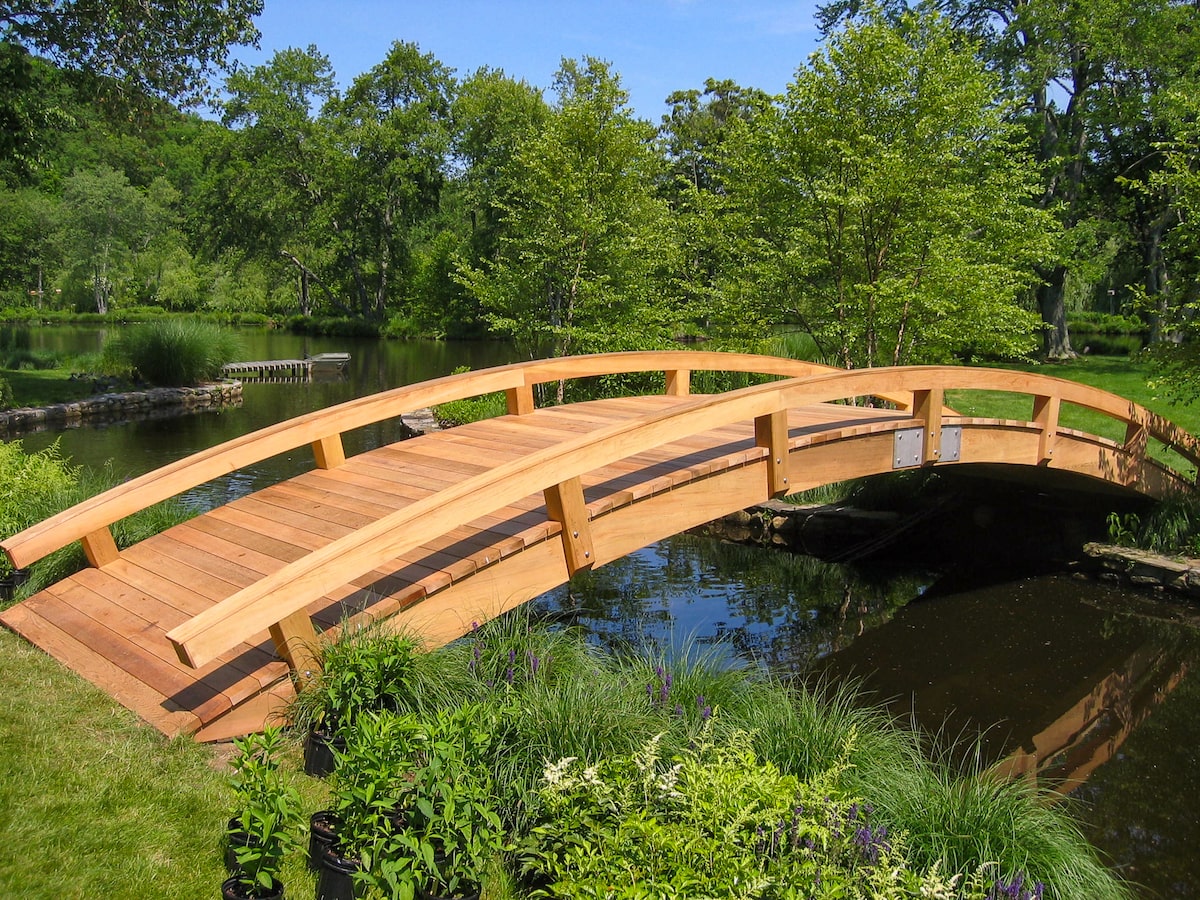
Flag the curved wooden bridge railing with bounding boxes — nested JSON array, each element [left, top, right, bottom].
[[4, 352, 1198, 691]]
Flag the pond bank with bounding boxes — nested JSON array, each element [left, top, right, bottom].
[[702, 500, 1200, 601], [0, 381, 243, 437]]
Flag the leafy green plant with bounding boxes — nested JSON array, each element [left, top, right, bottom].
[[291, 625, 426, 735], [521, 724, 969, 899], [331, 706, 505, 900], [0, 439, 79, 576], [227, 727, 304, 897], [1106, 511, 1141, 548], [101, 319, 241, 386]]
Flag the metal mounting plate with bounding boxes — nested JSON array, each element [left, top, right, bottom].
[[893, 427, 924, 468], [893, 426, 963, 468]]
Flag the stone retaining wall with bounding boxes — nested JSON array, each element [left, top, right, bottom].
[[1079, 542, 1200, 599], [0, 381, 243, 437]]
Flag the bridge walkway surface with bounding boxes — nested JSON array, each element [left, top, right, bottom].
[[1, 352, 1196, 740]]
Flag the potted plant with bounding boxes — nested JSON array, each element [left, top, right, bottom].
[[321, 710, 427, 898], [400, 706, 505, 900], [291, 626, 424, 777], [223, 727, 304, 900]]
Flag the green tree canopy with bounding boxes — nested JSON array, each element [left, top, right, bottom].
[[459, 57, 677, 374], [0, 0, 261, 106], [720, 9, 1056, 368]]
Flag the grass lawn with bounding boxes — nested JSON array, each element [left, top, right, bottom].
[[946, 355, 1200, 471], [3, 368, 99, 407], [0, 628, 325, 899]]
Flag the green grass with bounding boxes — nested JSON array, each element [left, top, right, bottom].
[[3, 367, 98, 407], [0, 628, 327, 899], [948, 355, 1200, 472]]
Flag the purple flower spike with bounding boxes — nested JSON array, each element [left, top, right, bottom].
[[674, 704, 684, 717], [529, 652, 540, 675], [505, 666, 515, 683]]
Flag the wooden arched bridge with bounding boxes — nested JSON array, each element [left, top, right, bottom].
[[2, 352, 1197, 741]]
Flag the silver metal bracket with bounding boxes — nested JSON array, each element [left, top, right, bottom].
[[940, 425, 962, 462], [893, 426, 962, 469]]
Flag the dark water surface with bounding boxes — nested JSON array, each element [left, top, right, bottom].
[[17, 327, 1200, 898]]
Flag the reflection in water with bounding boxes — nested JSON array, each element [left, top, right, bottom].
[[535, 535, 931, 670]]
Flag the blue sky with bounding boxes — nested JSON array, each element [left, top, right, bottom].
[[231, 1, 827, 121]]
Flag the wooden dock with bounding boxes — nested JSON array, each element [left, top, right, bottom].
[[1, 351, 1195, 741], [221, 352, 350, 380]]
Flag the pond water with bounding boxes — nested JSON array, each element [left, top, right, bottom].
[[15, 327, 1200, 897]]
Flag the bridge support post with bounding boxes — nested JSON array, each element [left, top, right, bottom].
[[544, 476, 595, 575], [311, 434, 346, 469], [912, 388, 944, 463], [665, 369, 691, 396], [1033, 394, 1060, 463], [506, 383, 535, 415], [754, 411, 791, 497], [81, 527, 120, 567], [268, 609, 321, 683]]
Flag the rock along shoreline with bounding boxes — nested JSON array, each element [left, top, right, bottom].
[[0, 380, 244, 437]]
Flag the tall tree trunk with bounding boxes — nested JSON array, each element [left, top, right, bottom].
[[1038, 265, 1074, 358]]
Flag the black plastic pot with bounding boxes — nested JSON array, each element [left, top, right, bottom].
[[315, 845, 361, 900], [221, 874, 285, 900], [308, 810, 340, 871], [417, 884, 480, 900], [224, 817, 255, 873], [303, 725, 344, 778]]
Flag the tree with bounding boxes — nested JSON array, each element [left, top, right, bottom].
[[659, 79, 769, 336], [60, 165, 153, 313], [0, 0, 261, 106], [721, 9, 1056, 369], [452, 66, 549, 265], [323, 41, 456, 321], [459, 57, 676, 380], [818, 0, 1199, 357], [205, 46, 341, 315]]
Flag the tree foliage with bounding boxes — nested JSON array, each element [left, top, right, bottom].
[[0, 0, 261, 106], [720, 9, 1054, 368], [459, 58, 677, 367]]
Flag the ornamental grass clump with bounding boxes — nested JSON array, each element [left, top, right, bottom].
[[102, 319, 240, 386]]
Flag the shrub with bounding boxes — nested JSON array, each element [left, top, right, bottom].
[[0, 440, 79, 575], [102, 319, 241, 386], [0, 374, 13, 409], [433, 366, 508, 426]]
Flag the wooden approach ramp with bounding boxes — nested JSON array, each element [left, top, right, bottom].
[[2, 352, 1197, 741]]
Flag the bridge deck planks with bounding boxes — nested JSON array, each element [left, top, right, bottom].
[[0, 396, 910, 738]]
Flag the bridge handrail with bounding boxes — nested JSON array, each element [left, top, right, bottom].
[[0, 351, 877, 570], [164, 364, 1199, 670]]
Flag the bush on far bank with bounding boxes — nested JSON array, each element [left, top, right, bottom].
[[102, 319, 241, 387]]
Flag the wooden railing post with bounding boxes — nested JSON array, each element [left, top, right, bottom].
[[754, 410, 791, 497], [1125, 415, 1148, 460], [81, 527, 120, 567], [665, 369, 691, 397], [268, 609, 321, 682], [1032, 394, 1060, 464], [912, 387, 944, 464], [311, 434, 346, 470], [506, 382, 535, 415], [543, 476, 595, 575]]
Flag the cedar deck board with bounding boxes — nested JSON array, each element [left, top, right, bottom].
[[0, 395, 946, 739]]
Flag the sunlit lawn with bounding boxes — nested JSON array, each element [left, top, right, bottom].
[[0, 628, 325, 900], [946, 355, 1200, 471]]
